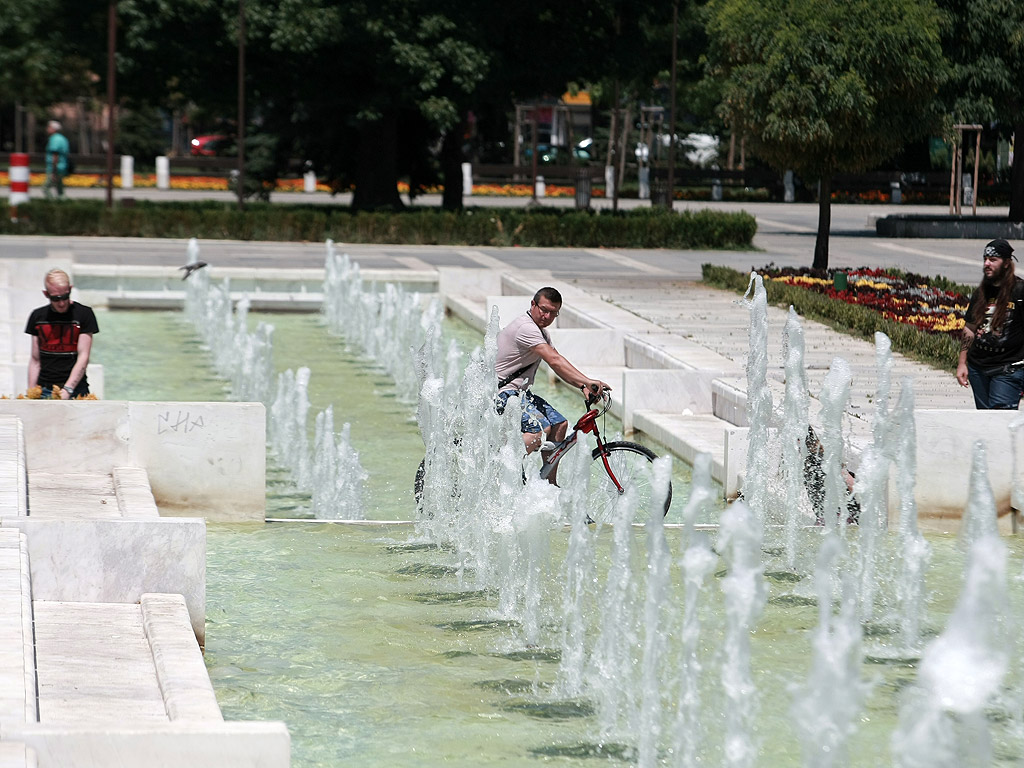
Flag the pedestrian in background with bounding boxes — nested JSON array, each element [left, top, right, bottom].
[[957, 239, 1024, 409], [44, 120, 70, 199]]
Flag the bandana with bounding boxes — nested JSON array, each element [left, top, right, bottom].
[[985, 238, 1016, 261]]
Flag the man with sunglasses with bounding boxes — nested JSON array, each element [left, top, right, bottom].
[[25, 269, 99, 399], [495, 287, 610, 479]]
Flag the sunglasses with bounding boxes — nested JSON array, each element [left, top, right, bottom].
[[46, 292, 71, 302]]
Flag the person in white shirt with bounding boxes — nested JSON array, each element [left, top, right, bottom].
[[495, 287, 610, 480]]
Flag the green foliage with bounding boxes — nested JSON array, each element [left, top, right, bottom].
[[705, 0, 948, 180], [0, 199, 756, 249], [701, 263, 960, 370]]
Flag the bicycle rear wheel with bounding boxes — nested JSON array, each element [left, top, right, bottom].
[[588, 441, 672, 525]]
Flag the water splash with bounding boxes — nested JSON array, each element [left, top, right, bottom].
[[780, 306, 810, 567], [718, 500, 767, 767], [322, 239, 442, 402], [892, 531, 1008, 767], [672, 452, 719, 767], [791, 535, 866, 767], [817, 358, 853, 534], [741, 273, 774, 524]]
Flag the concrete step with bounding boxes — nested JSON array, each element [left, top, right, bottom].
[[0, 529, 37, 724], [28, 473, 120, 519]]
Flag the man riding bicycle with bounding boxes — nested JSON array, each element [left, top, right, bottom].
[[495, 287, 610, 481]]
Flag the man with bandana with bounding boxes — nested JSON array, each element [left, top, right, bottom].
[[957, 239, 1024, 409]]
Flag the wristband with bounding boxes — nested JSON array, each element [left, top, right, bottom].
[[62, 385, 74, 393]]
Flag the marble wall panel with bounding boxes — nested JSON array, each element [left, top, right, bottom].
[[0, 402, 265, 521], [621, 370, 725, 432], [901, 409, 1023, 532], [486, 295, 534, 329], [547, 329, 625, 368], [437, 266, 502, 300], [127, 402, 265, 521], [3, 722, 290, 768], [0, 517, 206, 644]]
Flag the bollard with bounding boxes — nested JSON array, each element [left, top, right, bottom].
[[712, 178, 723, 202], [783, 170, 795, 203], [638, 167, 650, 200], [604, 165, 616, 199], [535, 175, 545, 198], [890, 180, 901, 204], [461, 162, 473, 195], [120, 155, 134, 189], [156, 156, 170, 190], [8, 152, 29, 221], [303, 170, 317, 193], [574, 169, 592, 210]]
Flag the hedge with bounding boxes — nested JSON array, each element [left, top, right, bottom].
[[701, 263, 961, 371], [0, 199, 757, 250]]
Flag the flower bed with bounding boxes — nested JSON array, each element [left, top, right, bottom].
[[757, 266, 970, 336], [0, 172, 600, 197]]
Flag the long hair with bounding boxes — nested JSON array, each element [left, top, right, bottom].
[[971, 259, 1017, 332]]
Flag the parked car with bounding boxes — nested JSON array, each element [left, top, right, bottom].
[[523, 139, 593, 165], [190, 135, 232, 157]]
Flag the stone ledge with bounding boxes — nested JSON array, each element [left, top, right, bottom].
[[2, 722, 290, 768], [140, 594, 222, 719], [876, 214, 1024, 239]]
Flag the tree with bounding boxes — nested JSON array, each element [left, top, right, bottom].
[[706, 0, 947, 268], [935, 0, 1024, 221]]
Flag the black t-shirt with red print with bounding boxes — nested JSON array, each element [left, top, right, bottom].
[[25, 301, 99, 389]]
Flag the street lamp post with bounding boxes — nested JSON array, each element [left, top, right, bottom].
[[237, 0, 246, 210], [105, 0, 117, 209], [665, 0, 678, 209]]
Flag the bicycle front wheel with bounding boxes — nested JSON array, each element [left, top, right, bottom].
[[588, 441, 672, 525]]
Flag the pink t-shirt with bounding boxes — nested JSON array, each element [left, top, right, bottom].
[[496, 312, 551, 392]]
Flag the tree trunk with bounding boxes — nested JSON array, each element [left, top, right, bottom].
[[352, 112, 403, 211], [1011, 122, 1024, 223], [440, 122, 464, 211], [812, 176, 832, 270]]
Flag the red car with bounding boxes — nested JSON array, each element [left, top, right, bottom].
[[189, 135, 232, 157]]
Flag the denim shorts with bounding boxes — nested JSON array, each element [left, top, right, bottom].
[[495, 389, 567, 433]]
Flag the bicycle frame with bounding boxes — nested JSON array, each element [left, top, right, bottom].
[[538, 394, 625, 493]]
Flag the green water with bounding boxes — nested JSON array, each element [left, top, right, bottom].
[[91, 308, 1024, 767]]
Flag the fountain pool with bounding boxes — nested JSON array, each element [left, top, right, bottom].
[[92, 305, 1024, 767]]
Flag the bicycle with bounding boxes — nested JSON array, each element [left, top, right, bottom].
[[414, 388, 672, 524]]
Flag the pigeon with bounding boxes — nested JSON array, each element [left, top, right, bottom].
[[179, 260, 208, 279], [178, 237, 207, 279]]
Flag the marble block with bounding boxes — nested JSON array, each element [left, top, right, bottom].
[[437, 266, 502, 300], [140, 594, 222, 720], [2, 722, 290, 768], [113, 467, 160, 518], [127, 402, 265, 520], [0, 416, 27, 517], [0, 530, 36, 725], [900, 410, 1024, 532], [0, 742, 36, 768], [0, 516, 206, 644], [486, 295, 534, 329], [547, 329, 625, 367], [621, 369, 726, 433], [0, 401, 265, 521]]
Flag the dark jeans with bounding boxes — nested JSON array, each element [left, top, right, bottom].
[[967, 364, 1024, 409]]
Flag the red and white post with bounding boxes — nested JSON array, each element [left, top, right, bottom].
[[8, 152, 30, 222]]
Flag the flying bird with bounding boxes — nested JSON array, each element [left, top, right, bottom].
[[179, 260, 208, 279], [179, 237, 207, 279]]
